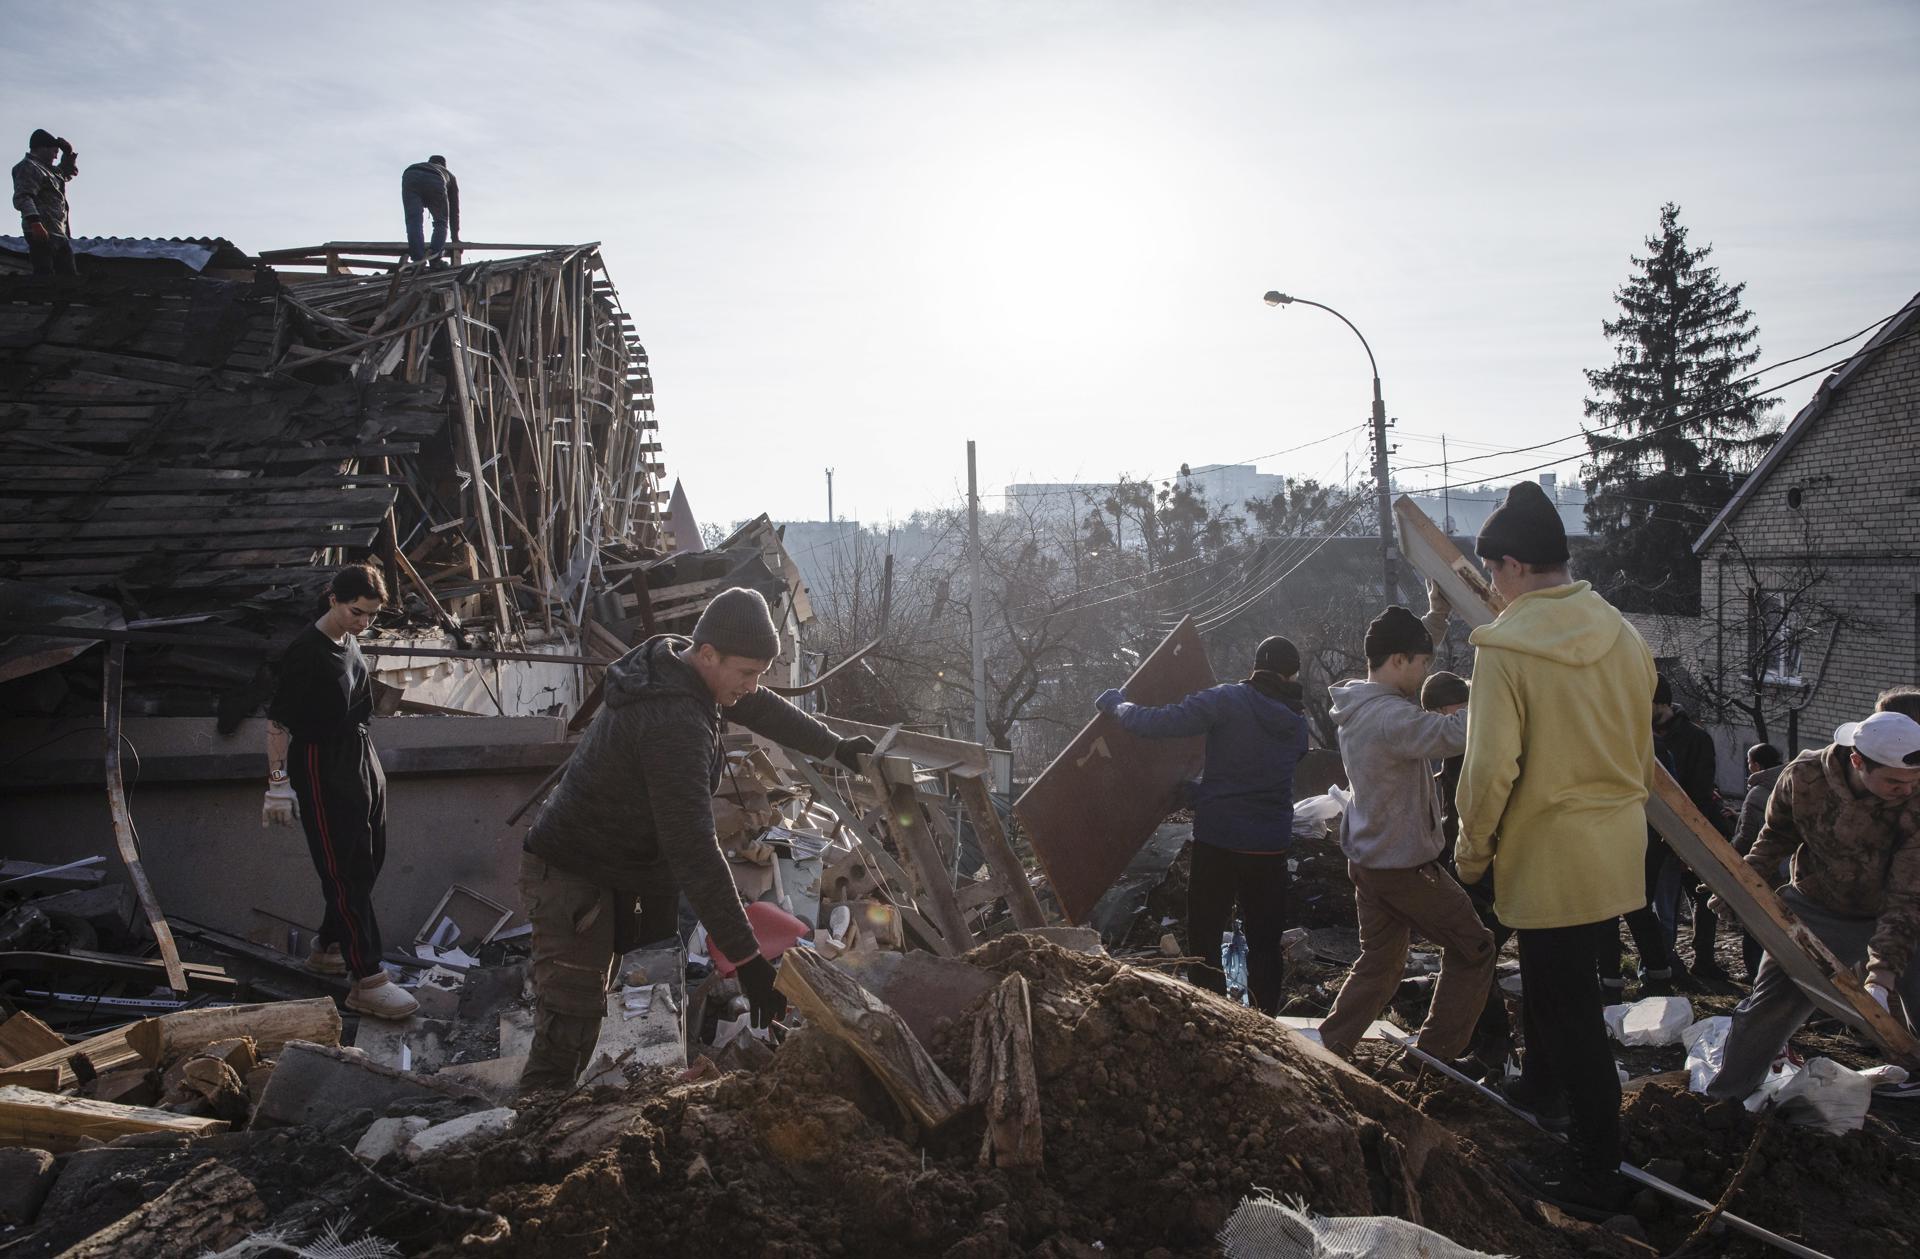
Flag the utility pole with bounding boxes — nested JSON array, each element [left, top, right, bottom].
[[824, 468, 834, 522], [967, 441, 987, 748], [1441, 434, 1454, 534], [1370, 382, 1397, 602]]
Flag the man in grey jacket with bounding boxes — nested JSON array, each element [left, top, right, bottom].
[[12, 128, 78, 276], [518, 587, 874, 1090], [1317, 601, 1496, 1060]]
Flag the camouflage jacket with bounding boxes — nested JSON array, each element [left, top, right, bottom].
[[12, 152, 76, 236], [1745, 744, 1920, 979]]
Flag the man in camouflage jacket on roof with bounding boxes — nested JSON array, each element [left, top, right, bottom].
[[1707, 712, 1920, 1098], [12, 128, 79, 276]]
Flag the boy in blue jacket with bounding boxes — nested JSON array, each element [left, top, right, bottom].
[[1096, 636, 1310, 1012]]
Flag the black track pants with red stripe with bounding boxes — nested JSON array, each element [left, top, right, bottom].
[[290, 731, 388, 978]]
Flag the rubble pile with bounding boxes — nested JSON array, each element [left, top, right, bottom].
[[394, 937, 1639, 1258]]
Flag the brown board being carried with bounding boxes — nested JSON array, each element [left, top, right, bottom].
[[1014, 617, 1215, 925], [1394, 493, 1920, 1066]]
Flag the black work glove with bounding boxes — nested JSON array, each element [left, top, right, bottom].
[[832, 735, 876, 774], [737, 955, 787, 1031]]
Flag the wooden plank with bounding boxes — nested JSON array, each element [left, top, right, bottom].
[[103, 643, 189, 994], [1392, 493, 1920, 1066], [54, 1158, 266, 1256], [123, 997, 341, 1065], [819, 715, 991, 777], [0, 1012, 65, 1067], [1013, 618, 1215, 924], [968, 973, 1042, 1168], [774, 948, 968, 1130], [0, 1086, 227, 1152], [872, 757, 975, 953], [0, 1020, 152, 1092], [955, 774, 1048, 929]]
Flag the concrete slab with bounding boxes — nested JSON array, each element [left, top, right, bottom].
[[350, 1016, 457, 1073], [405, 1106, 516, 1161], [434, 1055, 527, 1102], [351, 1115, 429, 1163], [254, 1041, 482, 1128], [581, 942, 687, 1084]]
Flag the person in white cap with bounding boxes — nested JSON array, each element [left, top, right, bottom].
[[1706, 710, 1920, 1099]]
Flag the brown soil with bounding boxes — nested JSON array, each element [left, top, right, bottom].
[[404, 936, 1643, 1259]]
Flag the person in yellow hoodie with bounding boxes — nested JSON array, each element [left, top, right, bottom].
[[1455, 480, 1656, 1220]]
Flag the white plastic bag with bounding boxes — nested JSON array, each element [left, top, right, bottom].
[[1765, 1057, 1878, 1134], [1681, 1015, 1731, 1092], [1603, 995, 1694, 1046], [1291, 789, 1349, 839]]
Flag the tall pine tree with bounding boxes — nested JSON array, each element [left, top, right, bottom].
[[1582, 203, 1778, 614]]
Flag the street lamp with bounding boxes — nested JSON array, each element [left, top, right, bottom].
[[1262, 290, 1398, 601]]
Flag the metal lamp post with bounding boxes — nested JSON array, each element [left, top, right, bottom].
[[1263, 290, 1398, 601]]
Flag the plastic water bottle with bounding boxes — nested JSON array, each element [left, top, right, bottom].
[[1224, 926, 1250, 1002]]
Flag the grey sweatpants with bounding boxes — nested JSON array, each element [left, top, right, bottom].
[[1705, 886, 1920, 1099]]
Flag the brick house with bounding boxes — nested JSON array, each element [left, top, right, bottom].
[[1686, 289, 1920, 757]]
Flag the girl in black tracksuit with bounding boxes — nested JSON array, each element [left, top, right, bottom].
[[264, 564, 411, 1016]]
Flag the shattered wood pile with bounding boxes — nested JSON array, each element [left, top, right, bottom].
[[0, 243, 665, 717]]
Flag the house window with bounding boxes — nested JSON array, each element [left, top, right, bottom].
[[1749, 589, 1803, 684]]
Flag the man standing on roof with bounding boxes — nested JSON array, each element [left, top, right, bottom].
[[1706, 711, 1920, 1101], [1316, 601, 1496, 1063], [12, 129, 79, 276], [1095, 636, 1310, 1015], [401, 155, 460, 266], [1454, 480, 1657, 1219], [517, 587, 876, 1091]]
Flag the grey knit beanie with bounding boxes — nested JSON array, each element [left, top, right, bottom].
[[691, 587, 780, 659]]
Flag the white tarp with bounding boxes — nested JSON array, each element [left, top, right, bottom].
[[1219, 1195, 1508, 1259]]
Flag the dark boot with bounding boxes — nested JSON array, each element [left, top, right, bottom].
[[1498, 1074, 1570, 1132], [1507, 1156, 1635, 1223]]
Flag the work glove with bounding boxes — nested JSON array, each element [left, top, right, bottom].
[[262, 779, 299, 827], [1096, 687, 1125, 714], [832, 735, 876, 774], [1866, 968, 1895, 1013], [24, 220, 49, 245], [1426, 580, 1453, 623], [736, 954, 787, 1034]]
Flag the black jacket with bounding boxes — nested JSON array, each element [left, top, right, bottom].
[[1656, 708, 1721, 825], [524, 635, 840, 964]]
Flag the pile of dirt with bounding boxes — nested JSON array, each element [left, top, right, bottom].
[[1621, 1077, 1920, 1257], [405, 936, 1640, 1258]]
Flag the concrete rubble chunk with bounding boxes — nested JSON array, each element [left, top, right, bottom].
[[252, 1040, 484, 1129], [404, 1106, 517, 1161], [352, 1115, 430, 1163], [0, 1146, 56, 1225], [411, 965, 467, 1021]]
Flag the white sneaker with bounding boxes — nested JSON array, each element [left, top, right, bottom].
[[346, 973, 419, 1020]]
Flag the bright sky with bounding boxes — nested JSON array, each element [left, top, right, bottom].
[[6, 2, 1915, 530]]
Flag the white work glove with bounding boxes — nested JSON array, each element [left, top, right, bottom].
[[1866, 981, 1892, 1013], [263, 779, 300, 827]]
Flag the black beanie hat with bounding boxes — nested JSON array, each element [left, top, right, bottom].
[[1653, 674, 1673, 706], [692, 587, 781, 659], [1420, 670, 1470, 711], [1364, 606, 1433, 664], [428, 154, 448, 166], [1474, 480, 1569, 567], [29, 129, 57, 151], [1254, 635, 1300, 677]]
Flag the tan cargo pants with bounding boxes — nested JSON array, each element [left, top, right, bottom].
[[1318, 860, 1495, 1061], [518, 850, 624, 1091]]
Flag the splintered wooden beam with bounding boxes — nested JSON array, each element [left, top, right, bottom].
[[775, 948, 968, 1130], [969, 973, 1043, 1168], [1393, 494, 1920, 1067], [104, 643, 188, 994], [123, 998, 341, 1067], [0, 1085, 227, 1152]]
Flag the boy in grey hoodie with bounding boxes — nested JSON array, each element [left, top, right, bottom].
[[1317, 601, 1496, 1060]]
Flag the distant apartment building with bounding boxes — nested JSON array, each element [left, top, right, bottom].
[[1401, 473, 1589, 539]]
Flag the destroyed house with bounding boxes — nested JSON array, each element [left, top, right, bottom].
[[0, 240, 806, 947]]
